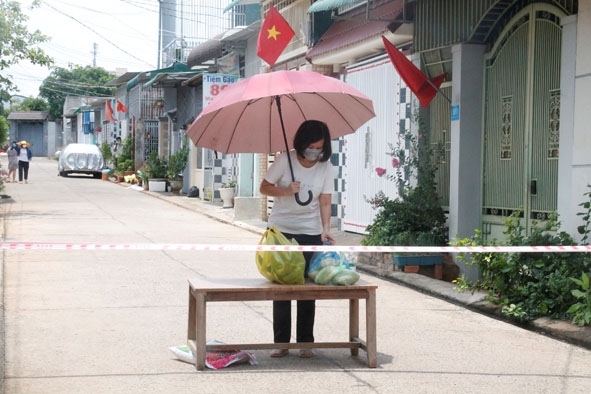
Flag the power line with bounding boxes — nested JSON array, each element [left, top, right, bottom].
[[42, 1, 154, 68]]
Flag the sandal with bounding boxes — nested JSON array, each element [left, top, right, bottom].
[[270, 348, 289, 358], [299, 349, 314, 358]]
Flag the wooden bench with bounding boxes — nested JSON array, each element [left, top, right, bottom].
[[187, 278, 378, 370]]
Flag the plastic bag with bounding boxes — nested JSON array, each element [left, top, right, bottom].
[[169, 340, 258, 369], [308, 251, 360, 286], [256, 227, 306, 285]]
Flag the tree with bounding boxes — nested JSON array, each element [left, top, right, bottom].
[[0, 115, 8, 146], [11, 97, 49, 112], [39, 65, 116, 119], [0, 0, 53, 101]]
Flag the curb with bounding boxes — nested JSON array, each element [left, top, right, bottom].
[[357, 262, 591, 351]]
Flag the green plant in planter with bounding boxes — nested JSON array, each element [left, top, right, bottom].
[[221, 180, 237, 189], [362, 112, 447, 250], [99, 141, 112, 167], [116, 137, 134, 172], [167, 144, 189, 181], [145, 151, 168, 179]]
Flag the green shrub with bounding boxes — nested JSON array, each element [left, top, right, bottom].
[[452, 211, 591, 323]]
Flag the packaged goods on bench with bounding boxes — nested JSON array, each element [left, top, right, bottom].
[[308, 251, 360, 285]]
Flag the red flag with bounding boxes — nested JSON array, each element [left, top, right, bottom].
[[257, 5, 295, 67], [116, 99, 127, 112], [105, 99, 116, 122], [382, 36, 446, 107]]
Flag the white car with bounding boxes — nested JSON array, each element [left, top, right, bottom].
[[57, 143, 104, 179]]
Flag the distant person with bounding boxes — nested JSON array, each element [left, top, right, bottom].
[[7, 141, 18, 183], [112, 137, 123, 168], [15, 141, 32, 184]]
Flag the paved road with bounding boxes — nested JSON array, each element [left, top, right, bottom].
[[1, 157, 591, 394]]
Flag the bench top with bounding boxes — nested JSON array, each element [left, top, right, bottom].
[[188, 278, 377, 300]]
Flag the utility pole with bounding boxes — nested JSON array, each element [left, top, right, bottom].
[[92, 43, 98, 67]]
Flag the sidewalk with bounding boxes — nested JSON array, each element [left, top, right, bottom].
[[142, 186, 591, 351]]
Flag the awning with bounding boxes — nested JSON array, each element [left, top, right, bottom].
[[106, 72, 141, 87], [142, 70, 204, 89], [186, 32, 225, 68], [223, 0, 260, 13], [126, 62, 190, 90], [306, 0, 410, 63], [308, 0, 366, 13]]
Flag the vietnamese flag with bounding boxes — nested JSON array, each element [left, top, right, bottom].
[[116, 99, 128, 112], [257, 5, 295, 67], [382, 36, 446, 107]]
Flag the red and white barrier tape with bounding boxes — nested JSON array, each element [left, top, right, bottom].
[[1, 242, 591, 253]]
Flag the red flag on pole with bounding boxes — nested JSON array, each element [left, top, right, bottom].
[[105, 99, 116, 122], [257, 5, 295, 67], [116, 99, 128, 113], [382, 36, 446, 107]]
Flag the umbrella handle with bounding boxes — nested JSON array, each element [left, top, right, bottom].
[[295, 191, 313, 206]]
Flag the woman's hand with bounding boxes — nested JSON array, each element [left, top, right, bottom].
[[288, 181, 301, 195], [322, 231, 335, 245]]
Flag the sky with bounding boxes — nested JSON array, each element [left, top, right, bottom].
[[8, 0, 162, 98]]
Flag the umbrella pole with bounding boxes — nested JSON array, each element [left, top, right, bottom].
[[275, 96, 312, 206]]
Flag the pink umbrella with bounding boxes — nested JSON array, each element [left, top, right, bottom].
[[187, 70, 375, 205]]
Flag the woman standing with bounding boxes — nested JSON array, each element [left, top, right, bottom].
[[6, 141, 18, 183], [259, 120, 336, 359], [15, 141, 32, 184]]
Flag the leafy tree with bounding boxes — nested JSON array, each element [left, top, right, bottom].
[[0, 0, 53, 100], [0, 115, 8, 145], [39, 65, 115, 119], [11, 96, 49, 111]]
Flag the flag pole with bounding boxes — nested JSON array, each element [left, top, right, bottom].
[[425, 78, 451, 104]]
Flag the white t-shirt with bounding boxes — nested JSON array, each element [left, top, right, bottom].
[[265, 151, 335, 235], [18, 148, 29, 162]]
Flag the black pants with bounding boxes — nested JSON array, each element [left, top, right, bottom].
[[18, 161, 29, 181], [273, 232, 322, 344]]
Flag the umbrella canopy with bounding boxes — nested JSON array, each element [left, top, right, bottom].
[[187, 70, 375, 154]]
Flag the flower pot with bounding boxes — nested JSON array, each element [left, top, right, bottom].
[[148, 178, 167, 192], [391, 254, 444, 266], [169, 179, 183, 194], [101, 172, 109, 181], [219, 187, 235, 208]]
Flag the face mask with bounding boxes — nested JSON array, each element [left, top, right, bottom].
[[303, 148, 322, 161]]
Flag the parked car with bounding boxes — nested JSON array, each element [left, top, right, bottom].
[[57, 143, 104, 179]]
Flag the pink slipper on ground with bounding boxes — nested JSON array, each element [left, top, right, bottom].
[[299, 349, 314, 358]]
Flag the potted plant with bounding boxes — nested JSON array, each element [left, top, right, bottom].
[[99, 141, 113, 167], [144, 151, 168, 192], [362, 112, 448, 268], [116, 137, 135, 176], [219, 180, 236, 208], [167, 144, 189, 193]]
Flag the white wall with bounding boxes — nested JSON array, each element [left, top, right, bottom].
[[559, 3, 591, 240]]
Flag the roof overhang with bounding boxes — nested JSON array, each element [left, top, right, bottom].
[[142, 70, 204, 88], [306, 0, 413, 66], [186, 23, 260, 68], [106, 72, 141, 87], [308, 24, 412, 66], [126, 62, 190, 90]]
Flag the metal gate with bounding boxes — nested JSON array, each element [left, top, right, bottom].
[[482, 5, 564, 239], [343, 56, 405, 234]]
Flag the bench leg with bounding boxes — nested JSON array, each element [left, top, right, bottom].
[[349, 299, 359, 356], [366, 290, 377, 368], [195, 293, 207, 371], [187, 288, 196, 343]]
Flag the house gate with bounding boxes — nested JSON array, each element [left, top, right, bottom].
[[343, 56, 409, 234], [482, 4, 564, 239]]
